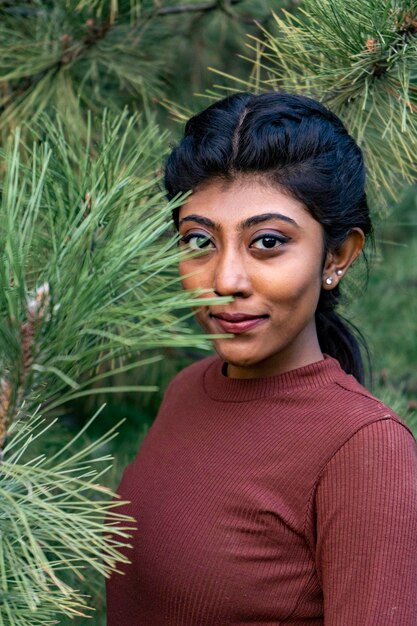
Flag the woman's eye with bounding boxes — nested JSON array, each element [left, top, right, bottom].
[[180, 234, 214, 250], [250, 234, 289, 250]]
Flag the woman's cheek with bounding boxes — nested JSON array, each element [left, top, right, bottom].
[[179, 261, 194, 290], [194, 308, 210, 331], [180, 260, 212, 292]]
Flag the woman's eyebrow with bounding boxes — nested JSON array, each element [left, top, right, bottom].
[[178, 214, 217, 229], [178, 212, 300, 230], [241, 213, 300, 229]]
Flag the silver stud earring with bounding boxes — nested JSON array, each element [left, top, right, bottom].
[[325, 276, 333, 285], [336, 269, 343, 276]]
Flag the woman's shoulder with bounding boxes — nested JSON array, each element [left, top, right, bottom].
[[334, 369, 402, 416], [323, 360, 415, 444]]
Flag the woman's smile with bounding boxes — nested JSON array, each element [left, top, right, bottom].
[[178, 176, 329, 379], [209, 311, 269, 334]]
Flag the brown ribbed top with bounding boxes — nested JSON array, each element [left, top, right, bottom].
[[106, 355, 417, 625]]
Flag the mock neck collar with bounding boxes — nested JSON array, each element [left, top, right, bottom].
[[203, 354, 346, 402]]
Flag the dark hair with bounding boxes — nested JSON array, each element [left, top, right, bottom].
[[164, 92, 373, 383]]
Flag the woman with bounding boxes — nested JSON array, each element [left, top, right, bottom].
[[106, 92, 417, 625]]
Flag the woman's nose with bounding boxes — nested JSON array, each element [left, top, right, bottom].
[[213, 251, 252, 298]]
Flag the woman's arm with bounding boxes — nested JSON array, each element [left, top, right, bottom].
[[315, 418, 417, 625]]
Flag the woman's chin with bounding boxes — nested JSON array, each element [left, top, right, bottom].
[[212, 340, 262, 369]]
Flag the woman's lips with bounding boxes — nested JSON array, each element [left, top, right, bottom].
[[210, 313, 268, 334]]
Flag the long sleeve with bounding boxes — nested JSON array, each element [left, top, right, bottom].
[[315, 418, 417, 625], [106, 356, 417, 625]]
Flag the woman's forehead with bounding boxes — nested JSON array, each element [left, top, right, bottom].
[[179, 178, 315, 231]]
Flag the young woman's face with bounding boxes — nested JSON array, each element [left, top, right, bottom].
[[178, 177, 328, 379]]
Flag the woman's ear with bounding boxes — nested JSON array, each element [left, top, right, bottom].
[[322, 228, 365, 290]]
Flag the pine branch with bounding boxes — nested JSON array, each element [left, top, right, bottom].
[[207, 0, 417, 211], [0, 110, 229, 453], [0, 409, 136, 624], [0, 1, 278, 133], [0, 108, 231, 622], [0, 16, 112, 114]]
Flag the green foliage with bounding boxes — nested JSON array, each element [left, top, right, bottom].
[[0, 0, 277, 136], [0, 110, 225, 433], [209, 0, 417, 210], [350, 208, 417, 396], [0, 409, 133, 625], [0, 0, 158, 135], [0, 109, 229, 623]]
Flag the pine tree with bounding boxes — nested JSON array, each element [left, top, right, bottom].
[[0, 110, 228, 624], [209, 0, 417, 210], [0, 0, 277, 138]]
